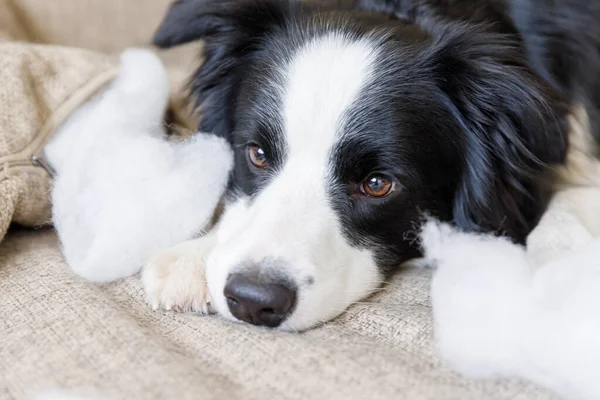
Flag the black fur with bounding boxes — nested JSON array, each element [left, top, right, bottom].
[[154, 0, 599, 273]]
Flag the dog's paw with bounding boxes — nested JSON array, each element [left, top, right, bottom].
[[141, 240, 213, 314]]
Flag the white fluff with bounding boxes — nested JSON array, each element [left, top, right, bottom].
[[421, 219, 600, 400], [44, 49, 232, 283]]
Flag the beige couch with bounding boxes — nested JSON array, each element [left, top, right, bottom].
[[0, 1, 557, 399]]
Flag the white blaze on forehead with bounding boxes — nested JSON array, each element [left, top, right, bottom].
[[282, 33, 378, 163]]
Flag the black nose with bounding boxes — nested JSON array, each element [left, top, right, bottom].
[[224, 272, 297, 328]]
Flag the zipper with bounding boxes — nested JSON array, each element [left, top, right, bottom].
[[0, 64, 119, 183], [1, 118, 59, 179], [30, 155, 56, 177], [0, 128, 58, 179], [1, 155, 56, 179]]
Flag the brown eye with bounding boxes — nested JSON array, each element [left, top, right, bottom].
[[362, 174, 395, 198], [248, 145, 268, 168]]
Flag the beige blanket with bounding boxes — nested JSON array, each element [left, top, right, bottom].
[[0, 1, 556, 399], [1, 228, 556, 400]]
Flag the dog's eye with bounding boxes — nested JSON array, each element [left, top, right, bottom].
[[247, 145, 268, 169], [361, 174, 395, 198]]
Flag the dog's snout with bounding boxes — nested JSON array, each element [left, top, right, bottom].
[[224, 272, 296, 328]]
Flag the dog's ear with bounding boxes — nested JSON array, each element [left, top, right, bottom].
[[428, 25, 570, 242], [153, 0, 214, 48], [153, 0, 294, 138], [153, 0, 294, 48]]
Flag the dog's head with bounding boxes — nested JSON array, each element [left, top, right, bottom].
[[154, 0, 569, 330]]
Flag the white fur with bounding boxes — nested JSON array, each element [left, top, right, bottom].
[[142, 231, 216, 314], [144, 34, 384, 330], [421, 186, 600, 400], [45, 49, 232, 283], [283, 33, 377, 162]]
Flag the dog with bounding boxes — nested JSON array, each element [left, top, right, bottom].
[[142, 0, 600, 331]]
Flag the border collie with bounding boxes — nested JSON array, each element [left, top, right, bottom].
[[142, 0, 600, 331]]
